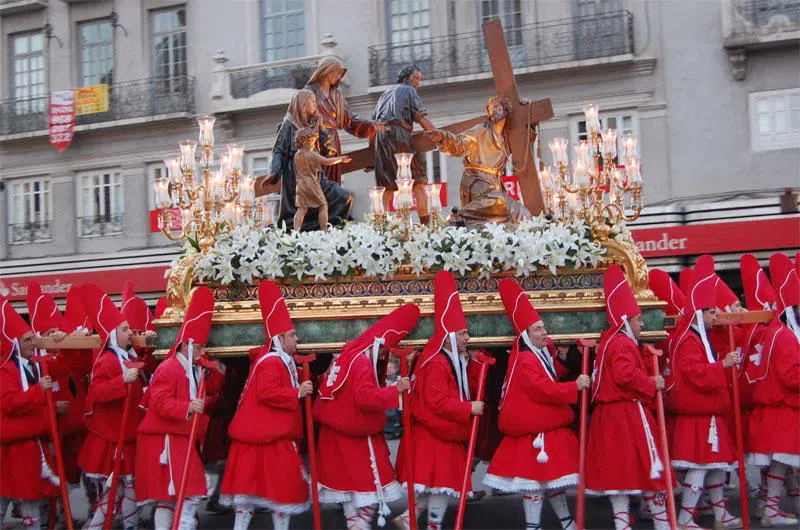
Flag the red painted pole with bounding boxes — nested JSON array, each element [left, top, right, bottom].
[[170, 374, 208, 530], [454, 352, 496, 530], [646, 346, 678, 530], [727, 326, 750, 530], [103, 360, 144, 530], [392, 348, 417, 530], [40, 355, 74, 530], [294, 354, 322, 530], [574, 338, 596, 530]]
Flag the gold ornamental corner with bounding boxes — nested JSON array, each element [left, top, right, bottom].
[[598, 236, 653, 300], [162, 253, 202, 320]]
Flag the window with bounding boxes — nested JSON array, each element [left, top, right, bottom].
[[11, 32, 46, 114], [481, 0, 522, 47], [151, 6, 187, 93], [388, 0, 431, 63], [247, 151, 272, 177], [148, 163, 166, 211], [78, 171, 124, 237], [8, 177, 52, 244], [571, 111, 638, 164], [79, 19, 114, 86], [750, 88, 800, 152], [261, 0, 305, 62]]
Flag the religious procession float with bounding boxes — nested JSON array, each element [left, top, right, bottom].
[[149, 21, 664, 358]]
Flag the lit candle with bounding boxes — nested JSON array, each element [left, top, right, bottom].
[[426, 183, 442, 210], [623, 134, 637, 161], [574, 140, 592, 165], [601, 129, 617, 159], [548, 137, 569, 166], [583, 104, 601, 133], [197, 115, 216, 147], [227, 144, 245, 173], [369, 186, 386, 214], [179, 140, 197, 172], [238, 175, 254, 206], [152, 178, 171, 208], [626, 159, 642, 188], [572, 160, 589, 189], [163, 157, 181, 183], [396, 179, 414, 209], [210, 170, 225, 201]]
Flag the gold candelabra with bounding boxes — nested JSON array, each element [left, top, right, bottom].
[[152, 115, 276, 251], [540, 104, 643, 241]]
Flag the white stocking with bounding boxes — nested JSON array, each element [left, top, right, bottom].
[[679, 468, 707, 525], [153, 502, 175, 530], [271, 510, 291, 530], [394, 495, 426, 530], [786, 467, 800, 513], [643, 491, 670, 530], [608, 495, 631, 530], [547, 490, 574, 529], [521, 492, 544, 530], [85, 483, 115, 530], [178, 497, 199, 530], [343, 501, 359, 530], [0, 496, 10, 527], [426, 494, 448, 530], [233, 503, 254, 530], [20, 501, 42, 529], [120, 475, 139, 529], [765, 461, 789, 520], [706, 470, 738, 524]]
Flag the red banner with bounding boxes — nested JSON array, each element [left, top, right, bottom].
[[630, 217, 800, 258], [48, 91, 75, 152], [149, 208, 183, 233], [0, 265, 170, 302], [501, 175, 521, 201]]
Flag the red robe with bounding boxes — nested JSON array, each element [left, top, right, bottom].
[[47, 354, 89, 484], [665, 329, 735, 469], [135, 356, 209, 503], [0, 356, 59, 500], [747, 320, 800, 460], [397, 351, 472, 496], [78, 348, 145, 477], [219, 352, 310, 513], [586, 332, 670, 494], [485, 347, 579, 492], [314, 352, 402, 507]]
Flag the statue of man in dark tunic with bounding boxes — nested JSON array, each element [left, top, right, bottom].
[[372, 64, 438, 225]]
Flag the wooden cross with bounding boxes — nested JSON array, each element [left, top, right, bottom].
[[482, 19, 553, 214]]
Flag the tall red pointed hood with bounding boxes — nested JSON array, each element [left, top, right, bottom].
[[64, 286, 90, 333], [740, 254, 775, 311], [168, 287, 215, 358], [154, 298, 168, 320], [498, 279, 541, 336], [80, 283, 126, 348], [26, 282, 65, 334], [1, 295, 33, 364], [684, 255, 717, 315], [648, 269, 685, 317], [770, 252, 800, 316], [319, 304, 421, 400], [604, 265, 641, 333], [679, 268, 694, 296], [417, 271, 467, 370], [259, 281, 294, 344], [713, 275, 740, 312]]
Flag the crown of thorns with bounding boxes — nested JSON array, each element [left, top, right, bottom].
[[486, 96, 512, 116]]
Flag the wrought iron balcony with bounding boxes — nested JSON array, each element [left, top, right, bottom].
[[229, 58, 319, 100], [368, 11, 634, 87], [8, 221, 52, 244], [78, 214, 124, 238], [0, 76, 195, 136]]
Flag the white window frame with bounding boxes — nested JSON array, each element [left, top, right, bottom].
[[77, 170, 124, 238], [246, 150, 272, 178], [261, 0, 306, 62], [480, 0, 523, 46], [78, 18, 114, 87], [749, 88, 800, 152], [7, 177, 53, 244], [388, 0, 431, 62], [11, 31, 46, 114], [568, 110, 639, 164], [150, 5, 187, 93]]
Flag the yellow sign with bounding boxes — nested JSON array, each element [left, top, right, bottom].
[[74, 84, 109, 116]]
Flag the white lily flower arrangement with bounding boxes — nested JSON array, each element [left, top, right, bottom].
[[192, 217, 604, 285]]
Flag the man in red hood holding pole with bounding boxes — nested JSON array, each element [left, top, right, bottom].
[[394, 271, 485, 530], [135, 286, 216, 530], [78, 284, 145, 530], [314, 304, 419, 529], [0, 295, 60, 529], [219, 281, 313, 530]]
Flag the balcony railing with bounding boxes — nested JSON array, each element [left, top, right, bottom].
[[736, 0, 800, 27], [368, 11, 634, 87], [229, 57, 319, 99], [8, 221, 52, 244], [78, 214, 124, 238], [0, 76, 195, 136]]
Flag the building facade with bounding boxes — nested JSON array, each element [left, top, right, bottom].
[[0, 0, 797, 303]]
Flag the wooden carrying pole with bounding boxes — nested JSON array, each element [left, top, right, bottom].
[[39, 356, 74, 530], [574, 338, 596, 530], [454, 352, 496, 530], [645, 345, 678, 530], [170, 357, 219, 530], [294, 354, 322, 530], [391, 348, 417, 530], [103, 361, 145, 530]]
